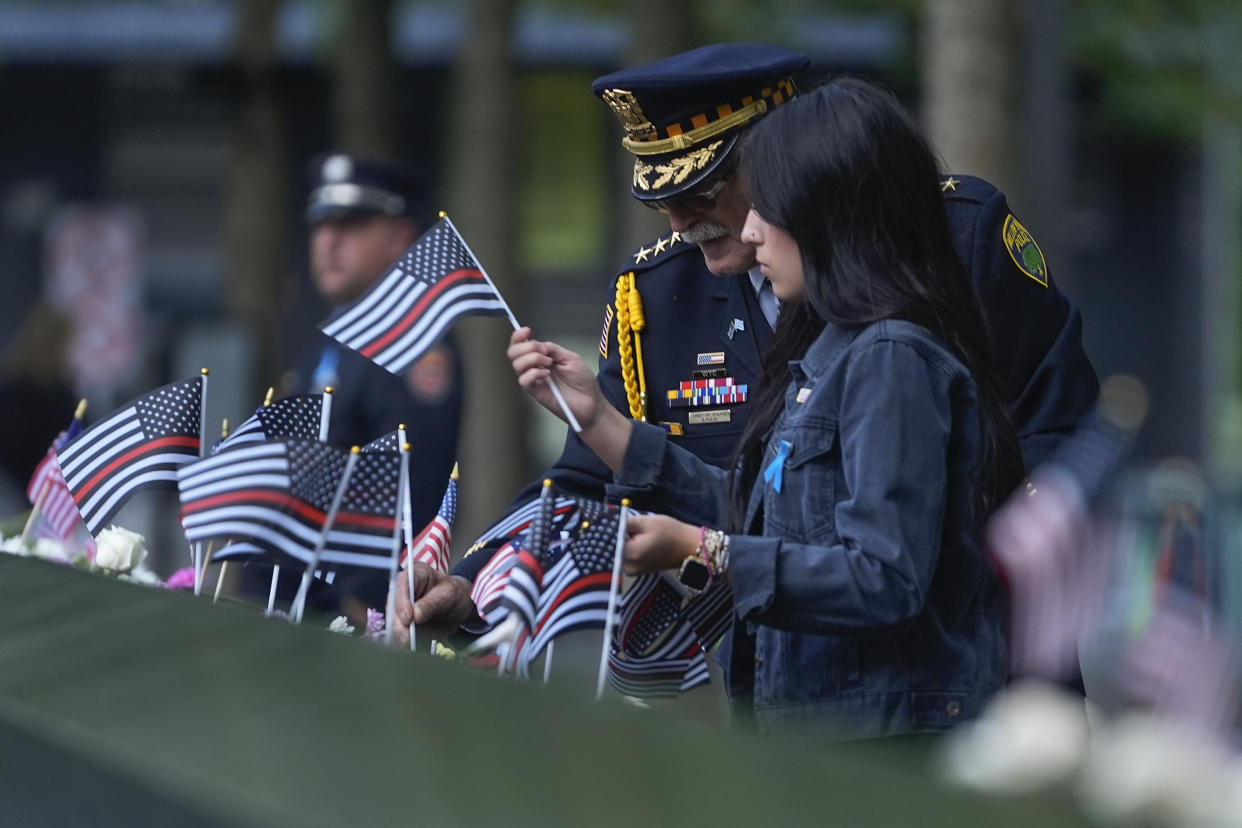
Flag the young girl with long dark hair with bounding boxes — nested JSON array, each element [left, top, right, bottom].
[[508, 77, 1023, 740]]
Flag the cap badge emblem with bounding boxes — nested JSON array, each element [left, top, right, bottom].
[[601, 89, 656, 141], [322, 154, 352, 183]]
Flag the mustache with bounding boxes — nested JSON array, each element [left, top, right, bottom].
[[679, 221, 732, 246]]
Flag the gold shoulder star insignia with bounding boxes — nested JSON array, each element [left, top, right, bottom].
[[653, 236, 669, 254], [670, 230, 682, 243], [940, 176, 960, 192], [634, 245, 651, 263]]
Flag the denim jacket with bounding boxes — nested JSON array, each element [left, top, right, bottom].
[[616, 319, 1008, 740]]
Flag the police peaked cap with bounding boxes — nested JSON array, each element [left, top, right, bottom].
[[306, 153, 424, 224], [592, 43, 808, 204]]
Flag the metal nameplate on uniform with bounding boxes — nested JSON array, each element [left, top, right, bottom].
[[689, 409, 732, 425], [692, 368, 727, 380]]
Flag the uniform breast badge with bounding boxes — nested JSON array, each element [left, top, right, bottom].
[[696, 352, 726, 366]]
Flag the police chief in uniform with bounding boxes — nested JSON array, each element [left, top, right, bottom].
[[245, 153, 464, 618], [391, 43, 1098, 638]]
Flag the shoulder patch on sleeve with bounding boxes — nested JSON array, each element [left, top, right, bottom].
[[1002, 214, 1048, 287], [599, 303, 614, 359]]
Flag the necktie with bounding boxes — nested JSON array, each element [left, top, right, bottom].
[[758, 278, 780, 330]]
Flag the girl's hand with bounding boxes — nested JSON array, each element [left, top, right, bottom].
[[508, 327, 605, 428], [624, 514, 702, 575]]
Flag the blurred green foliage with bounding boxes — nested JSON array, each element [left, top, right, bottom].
[[519, 71, 610, 273], [1070, 0, 1242, 141]]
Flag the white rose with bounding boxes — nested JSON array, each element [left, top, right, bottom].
[[0, 536, 28, 555], [327, 616, 355, 635], [94, 525, 148, 572]]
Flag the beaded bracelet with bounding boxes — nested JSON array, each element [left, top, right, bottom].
[[695, 525, 716, 577], [699, 528, 730, 577]]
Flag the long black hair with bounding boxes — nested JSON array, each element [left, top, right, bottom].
[[728, 77, 1023, 531]]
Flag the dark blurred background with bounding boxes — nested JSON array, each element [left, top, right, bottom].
[[0, 0, 1238, 576]]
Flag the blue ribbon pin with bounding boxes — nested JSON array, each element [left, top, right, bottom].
[[763, 440, 792, 493]]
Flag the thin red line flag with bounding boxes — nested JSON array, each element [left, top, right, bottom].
[[320, 219, 507, 375], [57, 377, 203, 535]]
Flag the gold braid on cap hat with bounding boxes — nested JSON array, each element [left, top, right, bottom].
[[612, 78, 796, 156]]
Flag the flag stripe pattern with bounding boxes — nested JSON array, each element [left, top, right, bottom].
[[218, 394, 323, 451], [515, 498, 624, 676], [494, 485, 559, 631], [470, 541, 519, 621], [26, 451, 78, 540], [58, 377, 203, 534], [466, 494, 580, 551], [26, 417, 84, 541], [210, 540, 336, 583], [178, 440, 401, 570], [606, 574, 732, 697], [405, 475, 457, 572], [321, 220, 507, 376]]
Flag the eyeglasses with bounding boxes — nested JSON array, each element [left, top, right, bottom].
[[645, 165, 736, 213]]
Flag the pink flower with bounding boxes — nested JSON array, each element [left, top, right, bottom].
[[164, 567, 198, 590], [364, 608, 386, 641]]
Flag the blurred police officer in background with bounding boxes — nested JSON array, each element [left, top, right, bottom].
[[243, 153, 463, 620], [392, 43, 1099, 641]]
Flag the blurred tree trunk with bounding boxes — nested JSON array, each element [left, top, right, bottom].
[[615, 0, 701, 255], [446, 0, 524, 545], [331, 0, 399, 156], [225, 0, 288, 385], [922, 0, 1022, 202]]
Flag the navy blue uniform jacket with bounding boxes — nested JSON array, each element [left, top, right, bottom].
[[456, 175, 1097, 580]]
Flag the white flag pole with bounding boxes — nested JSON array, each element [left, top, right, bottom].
[[397, 427, 420, 651], [260, 387, 283, 614], [440, 213, 582, 433], [291, 447, 360, 623], [384, 442, 407, 647], [596, 501, 630, 700], [195, 415, 230, 592], [319, 386, 334, 441], [543, 640, 555, 684], [193, 369, 210, 596]]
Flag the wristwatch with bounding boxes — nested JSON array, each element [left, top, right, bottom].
[[677, 554, 713, 596]]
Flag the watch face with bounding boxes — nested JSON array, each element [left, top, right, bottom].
[[678, 557, 712, 592]]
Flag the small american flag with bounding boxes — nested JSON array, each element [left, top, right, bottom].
[[404, 472, 458, 572], [465, 491, 580, 552], [361, 429, 402, 454], [25, 418, 86, 541], [471, 540, 519, 621], [217, 394, 323, 451], [515, 497, 624, 677], [321, 219, 507, 375], [607, 574, 732, 697], [58, 377, 203, 535], [178, 440, 401, 571], [493, 483, 561, 633]]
